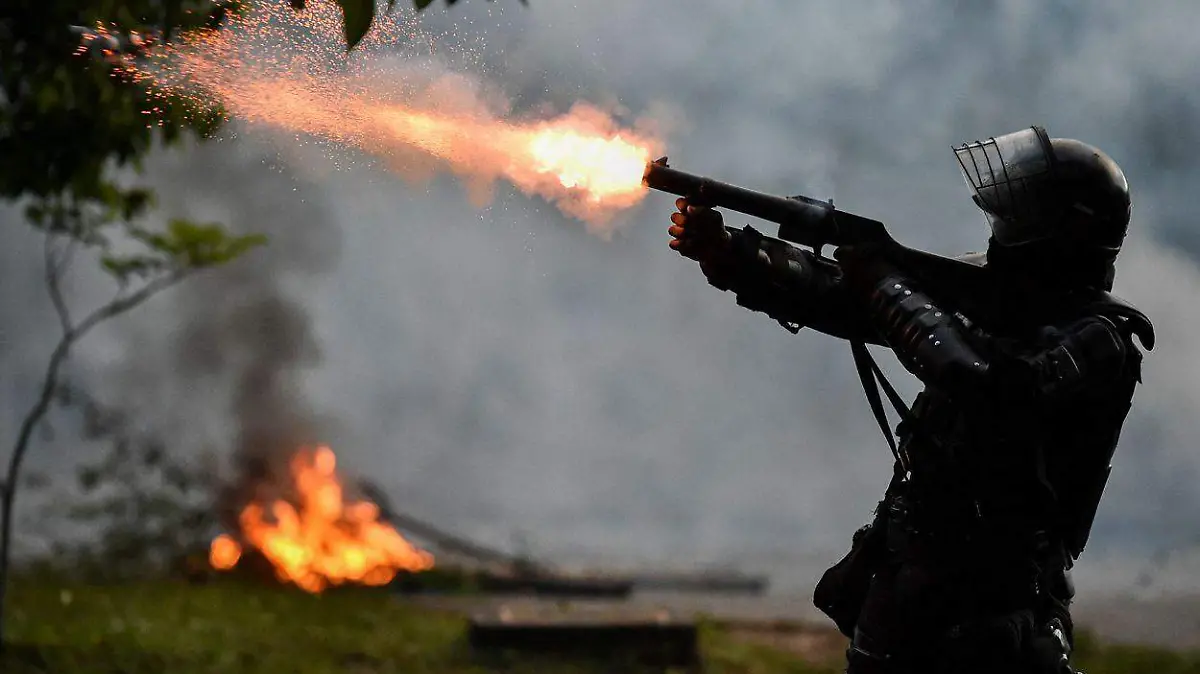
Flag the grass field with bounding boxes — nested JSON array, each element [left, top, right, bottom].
[[4, 574, 1199, 673]]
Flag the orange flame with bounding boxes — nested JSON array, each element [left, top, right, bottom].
[[117, 0, 662, 231], [209, 446, 434, 593], [364, 103, 655, 224], [209, 533, 241, 570], [528, 128, 650, 199]]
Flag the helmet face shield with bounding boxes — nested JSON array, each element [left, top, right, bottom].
[[954, 126, 1057, 246]]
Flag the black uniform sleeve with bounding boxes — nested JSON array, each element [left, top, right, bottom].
[[702, 225, 885, 344], [863, 272, 1129, 404]]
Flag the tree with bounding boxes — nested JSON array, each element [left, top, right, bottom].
[[330, 0, 527, 49], [40, 394, 226, 581], [0, 0, 521, 649], [0, 0, 259, 648]]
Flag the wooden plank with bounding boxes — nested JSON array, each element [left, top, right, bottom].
[[467, 604, 699, 669]]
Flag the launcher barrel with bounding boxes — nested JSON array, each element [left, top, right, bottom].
[[641, 158, 889, 249]]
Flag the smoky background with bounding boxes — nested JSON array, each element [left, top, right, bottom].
[[1, 0, 1197, 605]]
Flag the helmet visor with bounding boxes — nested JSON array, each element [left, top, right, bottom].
[[954, 126, 1056, 245]]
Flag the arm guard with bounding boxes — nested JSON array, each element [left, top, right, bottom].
[[865, 273, 1129, 404], [703, 225, 883, 343]]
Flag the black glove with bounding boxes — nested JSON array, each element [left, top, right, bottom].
[[833, 243, 898, 301]]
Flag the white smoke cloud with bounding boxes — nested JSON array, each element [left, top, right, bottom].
[[3, 1, 1200, 622]]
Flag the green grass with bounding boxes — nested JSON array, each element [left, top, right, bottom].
[[3, 574, 1196, 673], [1072, 630, 1200, 674], [701, 629, 840, 674], [3, 574, 836, 673]]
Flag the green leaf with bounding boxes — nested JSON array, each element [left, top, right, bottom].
[[78, 467, 101, 493], [166, 220, 267, 267], [100, 254, 162, 283], [24, 202, 47, 227], [338, 0, 376, 50], [224, 233, 270, 259], [121, 188, 155, 220]]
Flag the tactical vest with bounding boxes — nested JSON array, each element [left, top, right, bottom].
[[893, 293, 1152, 561]]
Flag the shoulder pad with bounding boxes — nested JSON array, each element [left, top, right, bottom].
[[953, 251, 988, 267], [1083, 291, 1155, 351]]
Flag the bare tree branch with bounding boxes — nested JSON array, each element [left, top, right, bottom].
[[43, 233, 73, 336], [0, 260, 193, 644], [59, 237, 79, 282], [72, 268, 190, 342]]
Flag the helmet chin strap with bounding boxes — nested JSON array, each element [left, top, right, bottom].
[[985, 237, 1115, 293], [1100, 264, 1116, 292]]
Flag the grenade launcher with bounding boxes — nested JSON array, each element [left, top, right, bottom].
[[641, 156, 993, 317]]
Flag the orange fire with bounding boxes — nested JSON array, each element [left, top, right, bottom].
[[209, 533, 241, 570], [528, 128, 650, 200], [209, 446, 434, 593], [364, 103, 655, 224], [117, 0, 662, 231]]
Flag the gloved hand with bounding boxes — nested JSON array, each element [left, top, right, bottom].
[[833, 243, 899, 300], [668, 197, 733, 272]]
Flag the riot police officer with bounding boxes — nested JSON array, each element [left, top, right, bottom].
[[667, 126, 1153, 673]]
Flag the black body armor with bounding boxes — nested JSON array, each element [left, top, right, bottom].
[[682, 125, 1151, 672], [701, 223, 1152, 673]]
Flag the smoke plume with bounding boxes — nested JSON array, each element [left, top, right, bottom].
[[88, 138, 343, 529], [4, 4, 1200, 633]]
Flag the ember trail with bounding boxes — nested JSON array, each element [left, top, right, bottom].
[[119, 0, 661, 230]]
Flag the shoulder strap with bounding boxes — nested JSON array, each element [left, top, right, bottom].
[[850, 340, 911, 472]]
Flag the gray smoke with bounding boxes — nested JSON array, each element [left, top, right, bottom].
[[4, 0, 1200, 608], [116, 141, 344, 521], [0, 139, 343, 537]]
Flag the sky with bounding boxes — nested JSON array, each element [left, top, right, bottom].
[[2, 0, 1199, 599]]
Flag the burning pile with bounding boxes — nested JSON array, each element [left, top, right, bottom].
[[210, 445, 433, 593]]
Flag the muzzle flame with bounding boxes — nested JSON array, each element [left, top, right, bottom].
[[528, 127, 651, 201], [114, 0, 661, 231], [209, 446, 433, 593]]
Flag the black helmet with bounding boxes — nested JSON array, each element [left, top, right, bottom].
[[953, 126, 1131, 260]]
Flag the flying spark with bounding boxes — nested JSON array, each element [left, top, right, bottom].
[[115, 0, 662, 230]]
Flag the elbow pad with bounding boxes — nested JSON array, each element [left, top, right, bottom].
[[867, 275, 1131, 402], [867, 275, 989, 390]]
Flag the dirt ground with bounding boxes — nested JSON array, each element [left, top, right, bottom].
[[719, 620, 847, 661], [411, 590, 1200, 652], [411, 592, 848, 662]]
